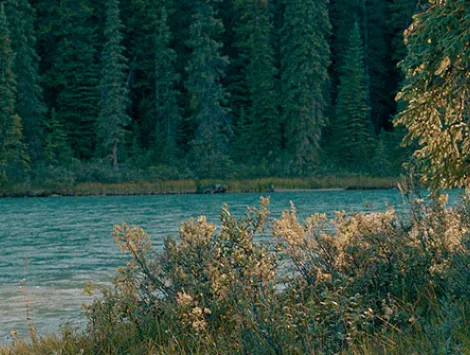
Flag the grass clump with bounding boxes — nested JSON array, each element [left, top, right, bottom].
[[3, 194, 470, 354]]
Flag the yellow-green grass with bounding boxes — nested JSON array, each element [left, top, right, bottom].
[[0, 176, 401, 198]]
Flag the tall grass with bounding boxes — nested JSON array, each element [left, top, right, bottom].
[[0, 176, 400, 197], [4, 193, 469, 354]]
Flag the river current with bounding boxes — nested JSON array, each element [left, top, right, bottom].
[[0, 190, 454, 342]]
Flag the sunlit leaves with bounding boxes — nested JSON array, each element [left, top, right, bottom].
[[395, 0, 470, 191]]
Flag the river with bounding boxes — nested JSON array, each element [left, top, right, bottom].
[[0, 190, 456, 342]]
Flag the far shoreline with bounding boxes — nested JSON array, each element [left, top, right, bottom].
[[0, 176, 401, 198]]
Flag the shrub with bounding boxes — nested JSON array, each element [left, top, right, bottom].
[[75, 195, 470, 354]]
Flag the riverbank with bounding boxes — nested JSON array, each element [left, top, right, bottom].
[[0, 176, 400, 198]]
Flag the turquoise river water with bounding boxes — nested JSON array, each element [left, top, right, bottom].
[[0, 190, 461, 342]]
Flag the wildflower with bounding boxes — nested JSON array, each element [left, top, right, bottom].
[[192, 307, 203, 316], [192, 319, 207, 332], [176, 292, 193, 306]]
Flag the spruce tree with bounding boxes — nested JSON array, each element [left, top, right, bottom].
[[185, 0, 231, 176], [329, 0, 360, 89], [98, 0, 130, 169], [4, 114, 30, 182], [281, 0, 330, 173], [38, 0, 99, 160], [226, 0, 251, 142], [329, 0, 395, 134], [5, 0, 46, 162], [119, 0, 172, 151], [44, 108, 73, 166], [333, 22, 373, 165], [233, 0, 280, 162], [153, 6, 181, 164], [0, 3, 17, 182]]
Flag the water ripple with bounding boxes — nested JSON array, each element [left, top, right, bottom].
[[0, 190, 427, 342]]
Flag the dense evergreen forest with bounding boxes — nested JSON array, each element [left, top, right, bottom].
[[0, 0, 428, 185]]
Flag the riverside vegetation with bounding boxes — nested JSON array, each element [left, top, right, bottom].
[[0, 176, 400, 198], [3, 193, 470, 354]]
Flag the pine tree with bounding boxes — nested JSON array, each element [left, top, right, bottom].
[[38, 0, 99, 160], [119, 0, 175, 151], [362, 0, 392, 132], [226, 0, 251, 138], [153, 6, 181, 164], [5, 0, 46, 162], [185, 0, 231, 176], [333, 22, 373, 165], [329, 0, 360, 88], [329, 0, 397, 134], [0, 3, 17, 182], [233, 0, 280, 162], [4, 114, 30, 182], [44, 108, 73, 166], [281, 0, 330, 173], [97, 0, 131, 169]]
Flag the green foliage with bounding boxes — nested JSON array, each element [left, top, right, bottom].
[[281, 0, 330, 174], [185, 0, 231, 177], [152, 6, 181, 164], [5, 0, 46, 162], [225, 0, 249, 136], [328, 0, 360, 106], [97, 0, 131, 168], [395, 0, 470, 192], [119, 0, 177, 154], [333, 22, 374, 166], [388, 0, 428, 132], [39, 0, 99, 160], [0, 0, 428, 184], [329, 0, 360, 72], [0, 3, 17, 183], [43, 108, 73, 166], [4, 114, 30, 182], [370, 131, 392, 177], [232, 0, 280, 162], [389, 0, 426, 64]]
